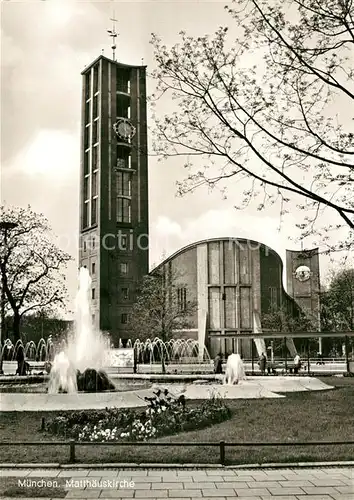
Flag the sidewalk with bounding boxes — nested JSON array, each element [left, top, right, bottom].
[[0, 466, 353, 499]]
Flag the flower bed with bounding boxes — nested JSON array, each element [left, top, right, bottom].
[[44, 389, 231, 441]]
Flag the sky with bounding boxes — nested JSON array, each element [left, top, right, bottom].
[[1, 0, 349, 315]]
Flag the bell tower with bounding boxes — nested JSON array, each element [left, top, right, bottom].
[[286, 247, 321, 327], [78, 52, 149, 343]]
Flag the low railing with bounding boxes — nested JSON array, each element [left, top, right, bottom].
[[1, 439, 354, 465]]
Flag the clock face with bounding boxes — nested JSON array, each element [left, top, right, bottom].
[[294, 265, 311, 282], [113, 118, 136, 140]]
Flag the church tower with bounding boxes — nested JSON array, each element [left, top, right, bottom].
[[78, 53, 149, 343], [286, 248, 321, 328]]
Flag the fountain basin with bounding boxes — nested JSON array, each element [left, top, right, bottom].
[[0, 378, 152, 393]]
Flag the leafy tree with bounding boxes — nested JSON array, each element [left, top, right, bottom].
[[150, 0, 354, 253], [0, 205, 72, 341], [261, 305, 320, 355], [128, 267, 197, 343], [321, 268, 354, 330]]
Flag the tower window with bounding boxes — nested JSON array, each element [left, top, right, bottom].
[[120, 262, 128, 274], [116, 99, 129, 118], [91, 197, 97, 226], [84, 125, 90, 150], [92, 172, 97, 197], [177, 287, 187, 312], [92, 119, 98, 144], [92, 288, 96, 300], [117, 198, 131, 223], [83, 201, 89, 229], [116, 150, 130, 169], [116, 69, 130, 93], [92, 262, 96, 275], [84, 151, 90, 175], [85, 100, 91, 124], [84, 176, 89, 201], [85, 72, 91, 100], [93, 65, 99, 93], [121, 313, 128, 324], [92, 236, 95, 249], [116, 171, 131, 196], [120, 234, 128, 250], [122, 287, 129, 300], [92, 146, 98, 170], [93, 94, 98, 119]]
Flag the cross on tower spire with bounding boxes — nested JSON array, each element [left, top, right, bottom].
[[107, 14, 118, 61]]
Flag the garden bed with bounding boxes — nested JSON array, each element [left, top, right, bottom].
[[44, 389, 231, 442]]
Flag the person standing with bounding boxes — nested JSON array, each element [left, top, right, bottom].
[[294, 353, 301, 374], [214, 352, 223, 374], [259, 352, 267, 375]]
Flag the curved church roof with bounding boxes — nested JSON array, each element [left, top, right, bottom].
[[151, 236, 284, 273]]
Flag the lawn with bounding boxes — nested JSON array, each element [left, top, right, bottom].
[[1, 377, 353, 465], [0, 477, 66, 498]]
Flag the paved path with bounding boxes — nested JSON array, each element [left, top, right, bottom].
[[0, 466, 353, 499], [0, 377, 332, 411]]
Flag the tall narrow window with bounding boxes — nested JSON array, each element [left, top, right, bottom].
[[83, 202, 89, 229], [84, 125, 90, 150], [85, 100, 90, 124], [93, 94, 98, 118], [91, 197, 97, 226], [92, 119, 98, 144], [116, 171, 131, 196], [121, 313, 128, 324], [93, 65, 99, 93], [84, 151, 90, 175], [92, 288, 96, 300], [92, 146, 98, 171], [85, 72, 91, 100], [177, 288, 187, 312], [92, 172, 97, 197], [121, 287, 129, 300], [92, 262, 96, 275], [117, 198, 131, 223], [84, 176, 89, 201]]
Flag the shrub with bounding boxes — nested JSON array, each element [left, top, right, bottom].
[[45, 389, 231, 442]]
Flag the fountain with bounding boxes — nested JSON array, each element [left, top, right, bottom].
[[48, 267, 114, 393], [133, 338, 211, 365], [224, 353, 246, 385]]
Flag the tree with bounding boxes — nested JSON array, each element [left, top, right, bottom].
[[150, 0, 354, 253], [128, 267, 197, 343], [321, 268, 354, 330], [0, 205, 72, 341], [261, 305, 320, 355]]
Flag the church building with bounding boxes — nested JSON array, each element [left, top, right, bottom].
[[77, 48, 321, 353]]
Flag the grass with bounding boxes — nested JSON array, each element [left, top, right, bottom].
[[0, 377, 354, 465], [0, 477, 66, 497]]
